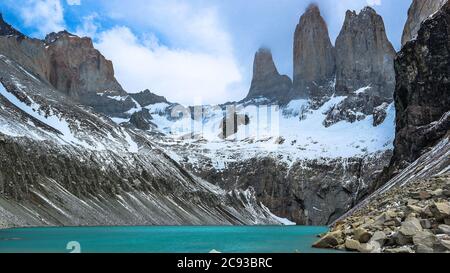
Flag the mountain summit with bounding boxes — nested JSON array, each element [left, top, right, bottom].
[[245, 48, 292, 102], [0, 13, 23, 37], [335, 7, 396, 99], [293, 4, 335, 98]]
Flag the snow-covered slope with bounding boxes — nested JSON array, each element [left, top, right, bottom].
[[0, 53, 284, 227], [106, 85, 395, 225], [116, 93, 395, 171]]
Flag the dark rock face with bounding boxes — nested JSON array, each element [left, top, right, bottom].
[[335, 7, 396, 99], [293, 4, 335, 98], [187, 152, 392, 225], [0, 26, 136, 116], [401, 0, 448, 46], [392, 2, 450, 171], [45, 31, 125, 98], [130, 89, 168, 108], [129, 109, 153, 130], [0, 14, 23, 37], [246, 48, 292, 102]]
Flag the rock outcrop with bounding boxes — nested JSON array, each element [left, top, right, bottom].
[[0, 28, 136, 116], [293, 4, 335, 98], [335, 7, 396, 99], [314, 173, 450, 253], [45, 31, 125, 97], [315, 2, 450, 253], [182, 151, 392, 225], [0, 48, 282, 227], [401, 0, 448, 46], [245, 48, 292, 103], [130, 89, 168, 108], [392, 1, 450, 172], [0, 13, 23, 37], [129, 109, 154, 130]]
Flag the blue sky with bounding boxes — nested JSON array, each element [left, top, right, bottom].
[[0, 0, 412, 105]]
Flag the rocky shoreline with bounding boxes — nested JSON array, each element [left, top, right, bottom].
[[313, 175, 450, 253]]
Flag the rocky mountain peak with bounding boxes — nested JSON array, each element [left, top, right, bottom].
[[44, 31, 125, 98], [293, 4, 335, 98], [0, 13, 23, 37], [335, 6, 396, 99], [245, 47, 292, 102], [130, 89, 169, 108], [393, 0, 450, 170], [401, 0, 448, 46]]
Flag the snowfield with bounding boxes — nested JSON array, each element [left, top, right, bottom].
[[140, 93, 395, 170]]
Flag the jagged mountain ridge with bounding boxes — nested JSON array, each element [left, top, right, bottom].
[[0, 0, 447, 229], [401, 0, 448, 46], [314, 2, 450, 253], [0, 27, 284, 228], [96, 5, 398, 225]]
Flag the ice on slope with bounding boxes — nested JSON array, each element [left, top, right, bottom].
[[144, 94, 395, 169], [0, 82, 91, 148], [1, 82, 140, 154]]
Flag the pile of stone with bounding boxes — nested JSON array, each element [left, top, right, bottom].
[[313, 175, 450, 253]]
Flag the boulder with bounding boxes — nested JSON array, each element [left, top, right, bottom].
[[385, 246, 414, 254], [413, 230, 438, 253], [344, 238, 361, 252], [429, 202, 450, 221], [354, 227, 372, 243], [437, 224, 450, 235], [312, 231, 343, 248]]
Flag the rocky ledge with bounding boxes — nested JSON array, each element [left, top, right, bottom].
[[313, 175, 450, 253]]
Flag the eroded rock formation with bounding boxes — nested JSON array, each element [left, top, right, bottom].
[[293, 4, 335, 98], [246, 48, 292, 102], [402, 0, 448, 46], [335, 7, 396, 99]]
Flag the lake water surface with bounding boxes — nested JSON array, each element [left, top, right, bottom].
[[0, 226, 336, 253]]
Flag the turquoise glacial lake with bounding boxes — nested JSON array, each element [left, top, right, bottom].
[[0, 226, 336, 253]]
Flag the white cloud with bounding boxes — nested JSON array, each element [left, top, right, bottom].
[[75, 13, 98, 38], [20, 0, 65, 37], [66, 0, 81, 5], [367, 0, 382, 6], [95, 26, 243, 105]]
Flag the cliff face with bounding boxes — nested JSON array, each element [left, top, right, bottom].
[[314, 2, 450, 253], [335, 7, 396, 99], [246, 48, 292, 102], [0, 49, 282, 227], [45, 31, 125, 98], [392, 1, 450, 171], [0, 30, 135, 116], [0, 14, 23, 37], [401, 0, 448, 46], [293, 4, 335, 98]]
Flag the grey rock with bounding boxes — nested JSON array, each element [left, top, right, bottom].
[[335, 7, 396, 99], [354, 227, 372, 243], [246, 48, 292, 102], [385, 246, 414, 254], [413, 230, 437, 253], [401, 0, 448, 46], [420, 219, 432, 229], [130, 89, 168, 108], [391, 1, 450, 172], [129, 109, 153, 130], [293, 4, 335, 98], [313, 231, 343, 248], [0, 13, 23, 37], [437, 224, 450, 235]]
